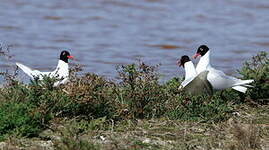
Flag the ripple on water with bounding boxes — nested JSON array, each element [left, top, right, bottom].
[[0, 25, 20, 31], [43, 16, 63, 21], [52, 39, 74, 43], [231, 50, 250, 54], [253, 42, 269, 47], [145, 44, 185, 50]]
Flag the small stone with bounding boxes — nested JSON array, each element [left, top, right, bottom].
[[143, 138, 151, 144], [100, 136, 106, 141]]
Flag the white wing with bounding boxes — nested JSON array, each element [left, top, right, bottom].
[[16, 60, 69, 87], [207, 67, 253, 90], [16, 62, 42, 79]]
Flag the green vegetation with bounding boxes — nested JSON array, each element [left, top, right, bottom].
[[0, 51, 268, 149], [239, 51, 269, 104]]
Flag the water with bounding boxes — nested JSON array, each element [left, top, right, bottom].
[[0, 0, 268, 81]]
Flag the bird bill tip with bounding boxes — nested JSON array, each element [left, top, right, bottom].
[[67, 55, 74, 59], [192, 53, 200, 59], [176, 59, 182, 67]]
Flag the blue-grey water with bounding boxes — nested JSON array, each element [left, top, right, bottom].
[[0, 0, 268, 81]]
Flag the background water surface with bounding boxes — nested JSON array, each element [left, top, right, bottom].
[[0, 0, 269, 81]]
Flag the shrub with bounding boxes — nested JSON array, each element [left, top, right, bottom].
[[163, 77, 182, 95], [0, 100, 43, 140], [239, 51, 269, 104], [0, 78, 71, 139], [63, 73, 117, 120], [115, 62, 167, 119]]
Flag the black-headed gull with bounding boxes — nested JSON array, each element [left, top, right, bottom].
[[178, 55, 197, 88], [16, 50, 73, 86], [178, 55, 213, 95], [193, 45, 253, 93]]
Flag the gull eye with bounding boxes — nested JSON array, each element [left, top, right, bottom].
[[200, 48, 203, 51]]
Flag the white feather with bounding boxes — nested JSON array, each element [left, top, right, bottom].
[[232, 86, 248, 93]]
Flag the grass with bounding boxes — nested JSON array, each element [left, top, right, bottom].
[[0, 48, 268, 149]]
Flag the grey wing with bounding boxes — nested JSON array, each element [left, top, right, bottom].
[[183, 71, 213, 96], [210, 68, 238, 84], [181, 77, 194, 88]]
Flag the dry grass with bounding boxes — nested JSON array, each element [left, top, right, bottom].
[[0, 110, 268, 150], [227, 119, 261, 150]]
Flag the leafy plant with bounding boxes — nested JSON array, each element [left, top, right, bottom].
[[115, 62, 167, 119], [63, 73, 117, 120], [0, 101, 42, 140], [239, 51, 269, 104]]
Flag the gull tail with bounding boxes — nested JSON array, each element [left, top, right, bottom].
[[234, 79, 254, 86], [232, 86, 248, 93], [242, 84, 254, 88], [232, 79, 254, 93], [16, 62, 34, 78]]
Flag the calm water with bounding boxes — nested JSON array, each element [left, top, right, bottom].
[[0, 0, 269, 81]]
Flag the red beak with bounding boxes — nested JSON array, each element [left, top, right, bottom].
[[192, 53, 200, 59], [67, 55, 74, 59], [176, 59, 182, 67]]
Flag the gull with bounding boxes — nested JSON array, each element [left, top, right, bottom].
[[16, 50, 73, 86], [193, 45, 253, 93]]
